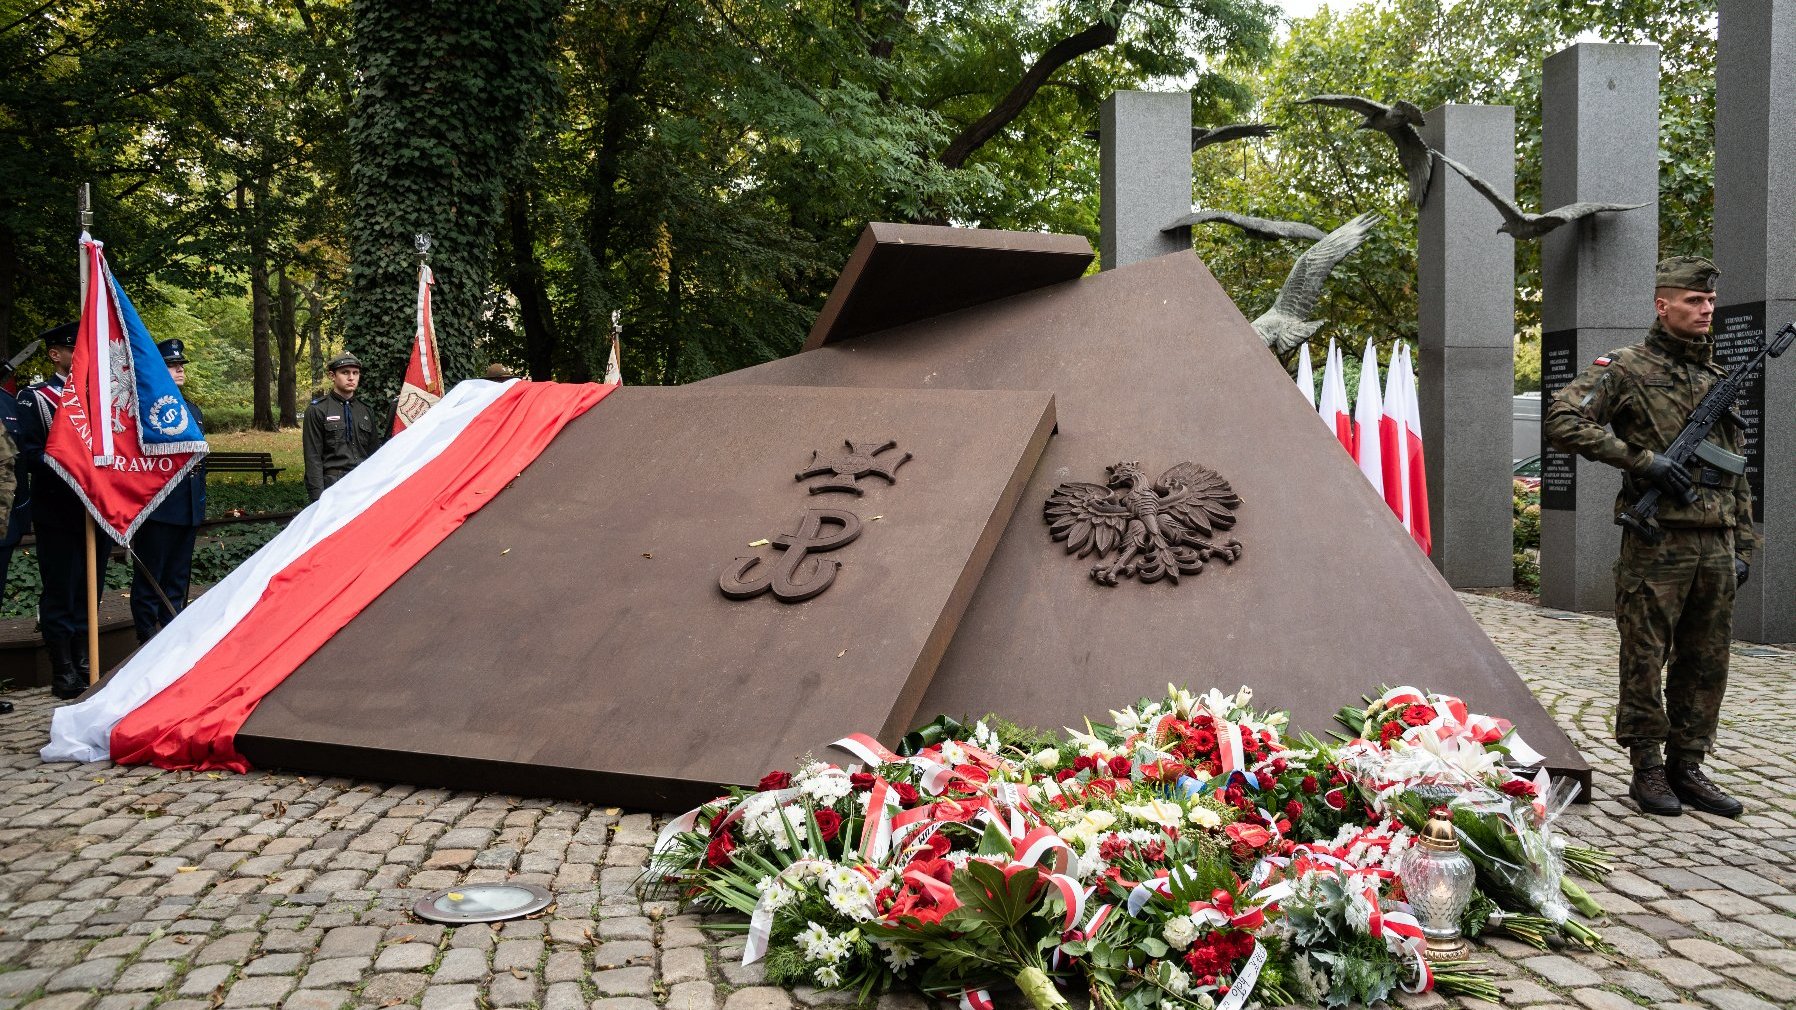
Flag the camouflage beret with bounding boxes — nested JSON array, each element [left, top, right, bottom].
[[1655, 255, 1719, 292]]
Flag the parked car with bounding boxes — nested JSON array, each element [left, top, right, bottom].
[[1514, 454, 1542, 491]]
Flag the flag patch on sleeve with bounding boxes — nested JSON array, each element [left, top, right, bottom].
[[1593, 355, 1612, 366]]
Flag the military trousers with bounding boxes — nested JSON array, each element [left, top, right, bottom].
[[34, 512, 112, 641], [130, 520, 198, 641], [1614, 526, 1736, 767]]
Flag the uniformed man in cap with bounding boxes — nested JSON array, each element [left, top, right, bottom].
[[16, 321, 112, 699], [130, 339, 205, 643], [1545, 256, 1756, 818], [303, 352, 383, 502]]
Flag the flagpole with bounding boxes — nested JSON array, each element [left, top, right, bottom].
[[79, 183, 100, 684]]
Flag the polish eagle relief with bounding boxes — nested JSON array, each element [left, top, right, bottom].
[[108, 336, 137, 434], [1044, 460, 1242, 586]]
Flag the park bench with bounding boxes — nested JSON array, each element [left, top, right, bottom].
[[206, 451, 285, 483]]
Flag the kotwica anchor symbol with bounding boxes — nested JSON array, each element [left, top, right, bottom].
[[719, 508, 864, 603]]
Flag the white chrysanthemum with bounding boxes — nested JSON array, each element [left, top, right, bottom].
[[802, 769, 853, 805], [826, 881, 876, 921], [944, 849, 972, 867], [798, 921, 833, 960], [748, 807, 800, 849], [814, 964, 841, 987], [1161, 914, 1198, 950], [1345, 888, 1376, 934], [825, 865, 861, 892], [883, 943, 919, 971]]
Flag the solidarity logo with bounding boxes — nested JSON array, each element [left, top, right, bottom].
[[150, 394, 190, 437]]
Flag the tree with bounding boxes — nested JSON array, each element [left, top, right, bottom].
[[1187, 0, 1717, 380], [340, 0, 563, 399]]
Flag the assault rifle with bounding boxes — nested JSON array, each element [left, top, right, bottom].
[[1618, 321, 1796, 541]]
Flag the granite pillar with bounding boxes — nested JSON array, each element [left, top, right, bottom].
[[1418, 104, 1516, 588], [1713, 0, 1796, 642], [1537, 43, 1660, 613], [1099, 91, 1191, 270]]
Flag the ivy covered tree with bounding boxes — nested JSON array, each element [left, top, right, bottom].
[[341, 0, 563, 397]]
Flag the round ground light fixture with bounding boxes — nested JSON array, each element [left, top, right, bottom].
[[413, 883, 554, 925]]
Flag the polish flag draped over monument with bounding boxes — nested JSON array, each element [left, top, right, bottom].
[[392, 261, 443, 435], [45, 238, 207, 544]]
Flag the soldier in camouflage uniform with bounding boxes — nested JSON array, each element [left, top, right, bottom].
[[1544, 256, 1755, 818]]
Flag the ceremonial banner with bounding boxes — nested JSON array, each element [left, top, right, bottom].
[[1294, 342, 1314, 410], [392, 262, 443, 435], [1353, 340, 1384, 498], [44, 238, 206, 544]]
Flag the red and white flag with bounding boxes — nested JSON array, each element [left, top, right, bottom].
[[1294, 342, 1315, 409], [604, 310, 623, 385], [1397, 343, 1431, 554], [1379, 345, 1408, 526], [1317, 338, 1353, 453], [1353, 340, 1383, 496], [45, 238, 207, 544], [392, 262, 444, 435]]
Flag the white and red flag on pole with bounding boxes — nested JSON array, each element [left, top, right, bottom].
[[604, 309, 623, 385], [1294, 342, 1315, 409], [1353, 340, 1384, 496], [1379, 344, 1409, 527], [392, 261, 443, 435], [1317, 338, 1353, 453], [45, 237, 207, 545], [1397, 343, 1432, 554]]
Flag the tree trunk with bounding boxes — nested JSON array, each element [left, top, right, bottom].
[[244, 184, 276, 431], [302, 283, 325, 391], [275, 266, 299, 426], [505, 188, 557, 380], [936, 14, 1120, 170], [0, 223, 16, 358]]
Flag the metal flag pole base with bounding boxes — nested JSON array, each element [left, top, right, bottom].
[[84, 520, 99, 685]]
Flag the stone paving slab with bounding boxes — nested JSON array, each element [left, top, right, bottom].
[[2, 592, 1794, 1009]]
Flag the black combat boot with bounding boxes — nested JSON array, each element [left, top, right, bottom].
[[1628, 765, 1682, 816], [72, 636, 91, 684], [47, 636, 85, 701], [1666, 761, 1744, 818]]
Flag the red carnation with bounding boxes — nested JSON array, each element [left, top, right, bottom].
[[1285, 799, 1303, 820], [704, 832, 737, 868], [1107, 756, 1133, 779], [757, 770, 792, 791], [813, 808, 843, 842]]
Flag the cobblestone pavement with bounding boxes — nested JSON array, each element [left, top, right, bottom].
[[3, 593, 1794, 1010]]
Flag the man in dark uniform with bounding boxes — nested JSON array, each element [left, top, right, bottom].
[[1544, 256, 1756, 819], [303, 353, 383, 502], [130, 339, 205, 643], [16, 321, 112, 700]]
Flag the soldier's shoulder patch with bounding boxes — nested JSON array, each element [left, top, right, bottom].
[[1592, 355, 1612, 366]]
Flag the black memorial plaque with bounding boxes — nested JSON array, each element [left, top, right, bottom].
[[1714, 302, 1768, 522], [1540, 328, 1579, 511]]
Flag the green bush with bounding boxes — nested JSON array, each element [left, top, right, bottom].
[[192, 523, 281, 584], [1513, 480, 1541, 591], [207, 481, 308, 518], [202, 403, 255, 433]]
